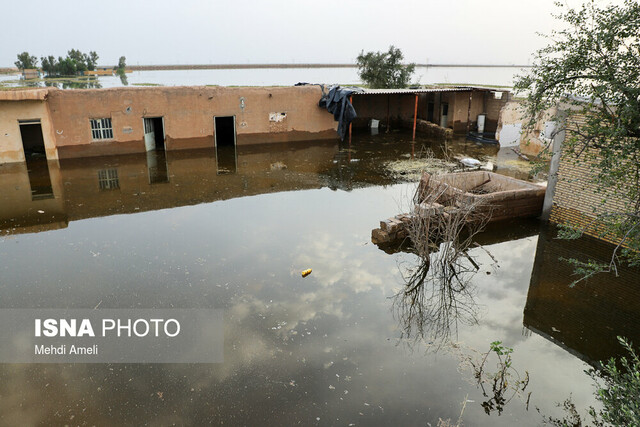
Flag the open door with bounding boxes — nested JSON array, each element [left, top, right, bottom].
[[19, 120, 46, 159], [214, 116, 237, 174], [19, 120, 54, 200], [440, 103, 449, 128], [143, 117, 165, 151]]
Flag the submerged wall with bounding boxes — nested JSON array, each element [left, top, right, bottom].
[[526, 224, 640, 365], [47, 86, 337, 159], [0, 89, 58, 163], [1, 85, 508, 164], [0, 86, 338, 163]]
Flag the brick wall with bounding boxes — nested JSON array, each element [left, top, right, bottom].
[[549, 114, 632, 244]]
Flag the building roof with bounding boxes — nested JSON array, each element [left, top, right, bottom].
[[352, 86, 503, 95], [0, 88, 50, 101]]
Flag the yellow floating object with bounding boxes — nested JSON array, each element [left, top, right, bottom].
[[301, 268, 312, 278]]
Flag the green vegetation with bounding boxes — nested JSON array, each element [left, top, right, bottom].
[[40, 49, 99, 76], [117, 56, 127, 72], [542, 337, 640, 426], [115, 56, 128, 85], [590, 338, 640, 426], [514, 0, 640, 279], [15, 52, 38, 70], [356, 45, 415, 88], [469, 341, 530, 415]]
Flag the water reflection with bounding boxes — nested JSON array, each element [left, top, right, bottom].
[[146, 150, 169, 184], [215, 145, 237, 175], [40, 77, 103, 89], [0, 160, 67, 233], [25, 158, 54, 200], [0, 135, 608, 425], [525, 223, 640, 365], [394, 251, 480, 349], [117, 70, 129, 86], [4, 135, 501, 236]]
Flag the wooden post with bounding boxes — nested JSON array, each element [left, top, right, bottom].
[[412, 94, 418, 141], [386, 94, 390, 133], [466, 90, 473, 134]]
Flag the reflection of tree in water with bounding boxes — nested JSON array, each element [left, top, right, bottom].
[[389, 174, 533, 417], [42, 77, 103, 89], [117, 70, 128, 86], [393, 175, 494, 349], [395, 246, 480, 349], [61, 77, 102, 89]]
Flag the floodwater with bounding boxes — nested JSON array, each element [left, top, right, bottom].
[[0, 132, 638, 425], [0, 66, 524, 89]]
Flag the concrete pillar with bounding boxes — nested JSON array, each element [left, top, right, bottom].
[[540, 110, 567, 221]]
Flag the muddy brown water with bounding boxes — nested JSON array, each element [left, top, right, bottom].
[[0, 132, 637, 425]]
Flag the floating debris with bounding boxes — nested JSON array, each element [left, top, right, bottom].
[[459, 157, 481, 168], [384, 157, 456, 181]]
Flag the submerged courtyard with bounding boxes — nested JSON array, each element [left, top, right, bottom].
[[0, 131, 637, 425]]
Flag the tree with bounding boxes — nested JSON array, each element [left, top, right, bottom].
[[15, 52, 38, 70], [67, 49, 88, 72], [87, 51, 99, 71], [514, 0, 640, 277], [56, 56, 77, 76], [40, 55, 57, 76], [116, 56, 127, 85], [356, 45, 415, 88]]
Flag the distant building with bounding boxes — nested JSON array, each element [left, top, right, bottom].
[[83, 67, 114, 76], [21, 69, 40, 79]]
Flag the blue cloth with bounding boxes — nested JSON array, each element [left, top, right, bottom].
[[319, 86, 363, 141]]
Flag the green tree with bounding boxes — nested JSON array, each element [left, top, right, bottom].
[[356, 45, 415, 88], [87, 51, 99, 71], [40, 55, 57, 76], [67, 49, 88, 72], [56, 56, 77, 76], [117, 56, 126, 71], [15, 52, 38, 70], [514, 0, 640, 277]]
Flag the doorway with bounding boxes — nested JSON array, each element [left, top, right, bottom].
[[19, 120, 53, 199], [427, 102, 435, 123], [19, 120, 46, 158], [214, 116, 237, 174], [143, 117, 165, 151], [440, 103, 449, 128]]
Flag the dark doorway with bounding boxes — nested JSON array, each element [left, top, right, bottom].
[[19, 121, 53, 200], [214, 116, 236, 147], [19, 121, 46, 158], [427, 103, 435, 123], [152, 117, 165, 150], [143, 117, 165, 151], [214, 116, 237, 174], [440, 103, 449, 128]]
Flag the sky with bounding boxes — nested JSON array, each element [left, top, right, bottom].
[[0, 0, 613, 68]]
